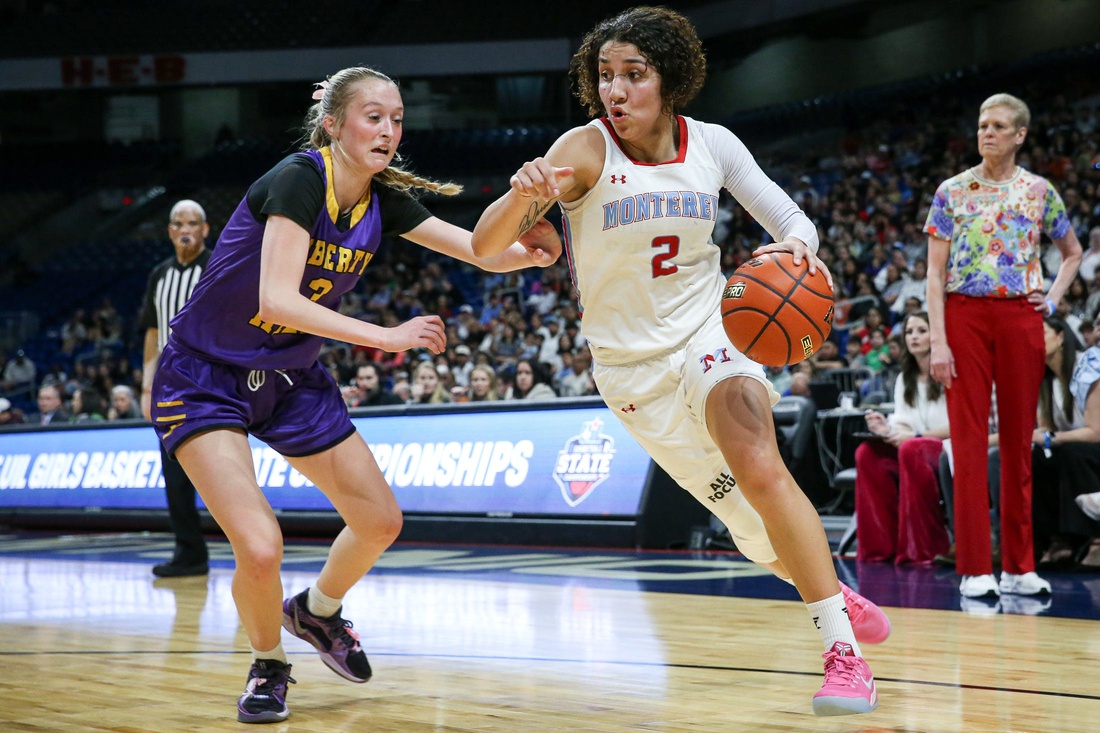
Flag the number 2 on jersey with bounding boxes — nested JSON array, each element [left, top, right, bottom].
[[651, 235, 680, 278]]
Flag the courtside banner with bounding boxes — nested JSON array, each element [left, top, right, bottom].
[[0, 404, 650, 516]]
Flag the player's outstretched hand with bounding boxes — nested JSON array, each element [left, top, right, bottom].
[[510, 158, 574, 201], [754, 238, 833, 289], [384, 315, 446, 354], [519, 218, 562, 266]]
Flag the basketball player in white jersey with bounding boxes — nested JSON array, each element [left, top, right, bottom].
[[474, 6, 885, 716]]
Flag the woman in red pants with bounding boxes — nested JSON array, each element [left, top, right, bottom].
[[856, 312, 950, 564], [925, 93, 1082, 600]]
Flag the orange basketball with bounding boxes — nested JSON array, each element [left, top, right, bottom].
[[721, 252, 834, 367]]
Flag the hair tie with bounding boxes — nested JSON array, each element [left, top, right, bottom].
[[311, 80, 329, 101]]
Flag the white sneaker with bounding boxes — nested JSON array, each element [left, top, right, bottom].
[[1076, 492, 1100, 521], [999, 571, 1051, 596], [960, 574, 1000, 598]]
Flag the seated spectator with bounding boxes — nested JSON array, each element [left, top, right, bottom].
[[1080, 319, 1097, 349], [1063, 274, 1090, 323], [844, 337, 868, 369], [537, 316, 562, 366], [810, 338, 847, 371], [490, 322, 525, 366], [889, 297, 924, 336], [519, 330, 543, 363], [876, 263, 907, 311], [890, 257, 928, 316], [63, 362, 92, 398], [764, 364, 792, 397], [410, 361, 452, 404], [0, 397, 25, 426], [92, 296, 125, 347], [849, 274, 886, 322], [31, 384, 68, 425], [60, 308, 90, 355], [350, 363, 403, 408], [512, 359, 557, 401], [467, 365, 501, 402], [91, 361, 117, 399], [855, 312, 951, 565], [861, 334, 904, 401], [1078, 225, 1100, 286], [435, 360, 457, 395], [69, 388, 106, 423], [107, 385, 141, 420], [787, 370, 812, 398], [1031, 318, 1100, 570], [391, 370, 412, 403], [864, 329, 890, 372], [558, 345, 596, 397], [2, 349, 36, 394], [39, 363, 67, 391], [852, 307, 887, 354], [451, 345, 474, 388], [497, 363, 517, 399]]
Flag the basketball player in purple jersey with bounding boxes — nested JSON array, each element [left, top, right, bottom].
[[474, 7, 886, 716], [150, 66, 560, 724]]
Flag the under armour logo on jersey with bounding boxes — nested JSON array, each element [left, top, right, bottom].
[[699, 348, 732, 373], [247, 370, 266, 392], [610, 174, 626, 184], [621, 404, 636, 413]]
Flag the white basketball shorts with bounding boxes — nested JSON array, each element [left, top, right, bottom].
[[592, 308, 781, 563]]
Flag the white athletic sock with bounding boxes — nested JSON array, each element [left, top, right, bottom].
[[251, 642, 287, 664], [805, 592, 862, 656], [307, 585, 343, 618]]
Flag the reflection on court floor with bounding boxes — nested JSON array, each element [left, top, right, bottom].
[[1, 532, 1098, 733]]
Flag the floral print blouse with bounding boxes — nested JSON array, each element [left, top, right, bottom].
[[924, 167, 1070, 297]]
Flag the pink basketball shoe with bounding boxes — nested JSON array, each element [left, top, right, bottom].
[[812, 641, 878, 716], [839, 582, 891, 645]]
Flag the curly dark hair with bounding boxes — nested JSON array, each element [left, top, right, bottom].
[[569, 6, 706, 118]]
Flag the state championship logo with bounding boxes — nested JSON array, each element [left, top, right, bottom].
[[552, 418, 617, 507]]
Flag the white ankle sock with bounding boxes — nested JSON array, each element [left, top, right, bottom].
[[806, 592, 862, 656], [307, 586, 342, 618], [251, 642, 287, 664]]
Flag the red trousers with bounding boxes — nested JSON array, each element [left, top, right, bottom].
[[944, 295, 1045, 576], [855, 437, 949, 564]]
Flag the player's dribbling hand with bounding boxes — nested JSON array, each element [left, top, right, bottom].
[[753, 238, 833, 289], [510, 158, 574, 200], [519, 218, 562, 266], [385, 315, 446, 354]]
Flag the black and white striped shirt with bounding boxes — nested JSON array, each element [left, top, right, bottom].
[[140, 249, 211, 350]]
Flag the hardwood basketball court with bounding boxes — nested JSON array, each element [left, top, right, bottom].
[[0, 532, 1097, 732]]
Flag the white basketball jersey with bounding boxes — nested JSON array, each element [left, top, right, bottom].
[[559, 116, 816, 367]]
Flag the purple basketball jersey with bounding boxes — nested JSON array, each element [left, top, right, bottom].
[[169, 148, 382, 370]]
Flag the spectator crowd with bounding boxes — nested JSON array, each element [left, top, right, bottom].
[[2, 74, 1099, 428]]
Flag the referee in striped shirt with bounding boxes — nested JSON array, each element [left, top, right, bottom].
[[140, 199, 212, 577]]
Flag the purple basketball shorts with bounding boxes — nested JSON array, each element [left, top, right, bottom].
[[151, 343, 355, 458]]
